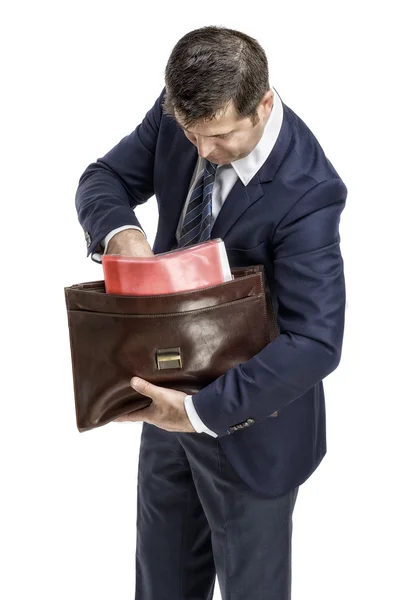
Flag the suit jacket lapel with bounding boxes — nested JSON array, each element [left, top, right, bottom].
[[159, 132, 198, 250], [210, 175, 263, 239]]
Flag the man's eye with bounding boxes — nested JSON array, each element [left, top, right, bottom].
[[216, 134, 229, 140]]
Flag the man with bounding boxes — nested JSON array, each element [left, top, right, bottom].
[[75, 25, 347, 600]]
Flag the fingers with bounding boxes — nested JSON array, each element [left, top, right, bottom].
[[131, 377, 162, 402]]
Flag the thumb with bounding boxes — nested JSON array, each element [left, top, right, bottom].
[[130, 376, 159, 400]]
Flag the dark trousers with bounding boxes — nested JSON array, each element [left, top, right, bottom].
[[135, 422, 299, 600]]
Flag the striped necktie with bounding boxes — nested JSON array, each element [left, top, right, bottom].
[[177, 160, 217, 248]]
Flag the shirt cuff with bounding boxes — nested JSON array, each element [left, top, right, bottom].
[[184, 395, 218, 438]]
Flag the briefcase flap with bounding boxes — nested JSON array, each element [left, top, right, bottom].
[[65, 266, 265, 315]]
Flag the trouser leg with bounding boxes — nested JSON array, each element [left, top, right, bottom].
[[177, 431, 299, 600], [135, 423, 216, 600]]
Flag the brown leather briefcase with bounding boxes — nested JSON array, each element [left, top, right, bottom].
[[64, 264, 279, 432]]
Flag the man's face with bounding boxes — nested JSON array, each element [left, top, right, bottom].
[[174, 90, 274, 165]]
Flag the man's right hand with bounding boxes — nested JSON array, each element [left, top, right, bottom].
[[106, 229, 155, 257]]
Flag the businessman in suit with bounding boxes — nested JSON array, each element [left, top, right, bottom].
[[75, 25, 347, 600]]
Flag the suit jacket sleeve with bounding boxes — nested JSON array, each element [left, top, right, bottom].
[[75, 88, 165, 258], [191, 178, 347, 438]]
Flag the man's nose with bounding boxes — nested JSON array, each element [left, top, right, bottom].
[[196, 137, 215, 159]]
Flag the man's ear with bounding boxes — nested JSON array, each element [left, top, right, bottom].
[[258, 89, 274, 118]]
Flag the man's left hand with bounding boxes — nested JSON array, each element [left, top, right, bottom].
[[113, 377, 197, 433]]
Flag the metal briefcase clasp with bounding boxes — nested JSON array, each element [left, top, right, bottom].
[[156, 347, 182, 370]]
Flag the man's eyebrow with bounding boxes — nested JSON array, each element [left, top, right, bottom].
[[179, 124, 234, 137]]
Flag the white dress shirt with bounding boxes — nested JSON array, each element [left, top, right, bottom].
[[92, 85, 283, 438]]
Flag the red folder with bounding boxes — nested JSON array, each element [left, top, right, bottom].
[[101, 238, 233, 295]]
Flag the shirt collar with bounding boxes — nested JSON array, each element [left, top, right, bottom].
[[230, 85, 283, 186]]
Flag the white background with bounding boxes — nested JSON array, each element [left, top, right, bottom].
[[1, 1, 399, 598]]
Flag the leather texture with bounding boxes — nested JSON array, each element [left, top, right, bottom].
[[65, 264, 279, 432]]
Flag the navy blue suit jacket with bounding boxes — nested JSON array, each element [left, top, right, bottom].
[[75, 88, 347, 497]]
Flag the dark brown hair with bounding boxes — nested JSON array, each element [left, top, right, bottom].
[[162, 25, 270, 128]]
